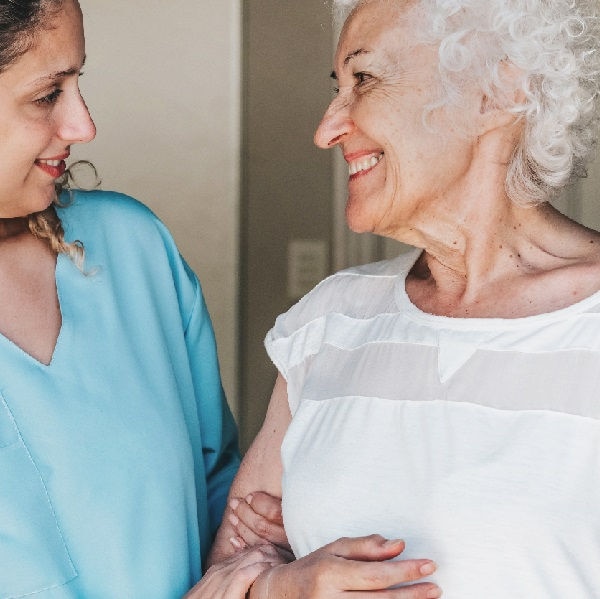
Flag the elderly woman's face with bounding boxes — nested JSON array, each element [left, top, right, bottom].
[[0, 0, 95, 218], [315, 0, 478, 238]]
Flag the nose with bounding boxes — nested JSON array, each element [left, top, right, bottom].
[[57, 90, 96, 145], [314, 95, 355, 149]]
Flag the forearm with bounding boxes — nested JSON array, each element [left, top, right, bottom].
[[207, 507, 239, 566], [208, 375, 290, 567]]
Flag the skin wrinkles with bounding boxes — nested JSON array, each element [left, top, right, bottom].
[[320, 1, 478, 245], [316, 0, 600, 318]]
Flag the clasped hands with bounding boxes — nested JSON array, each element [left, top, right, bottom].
[[187, 492, 442, 598]]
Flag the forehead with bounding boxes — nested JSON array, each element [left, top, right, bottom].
[[0, 0, 84, 91], [20, 1, 82, 59], [336, 0, 418, 60]]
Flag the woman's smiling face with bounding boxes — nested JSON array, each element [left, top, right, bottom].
[[0, 0, 96, 218], [314, 0, 479, 241]]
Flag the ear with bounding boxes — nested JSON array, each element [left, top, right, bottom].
[[476, 61, 527, 136], [476, 97, 522, 136]]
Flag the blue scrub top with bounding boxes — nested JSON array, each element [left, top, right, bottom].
[[0, 191, 239, 599]]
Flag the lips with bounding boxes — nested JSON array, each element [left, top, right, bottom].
[[346, 152, 384, 178], [35, 154, 68, 179]]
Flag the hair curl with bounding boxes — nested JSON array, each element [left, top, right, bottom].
[[0, 0, 92, 262], [333, 0, 600, 205], [27, 161, 100, 269]]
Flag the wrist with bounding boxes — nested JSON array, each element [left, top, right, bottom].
[[247, 564, 278, 599]]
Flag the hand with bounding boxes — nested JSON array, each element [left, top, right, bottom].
[[248, 535, 442, 599], [183, 545, 285, 599], [229, 491, 292, 555]]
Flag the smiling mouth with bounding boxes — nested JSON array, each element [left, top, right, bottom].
[[348, 152, 384, 177], [35, 158, 67, 179]]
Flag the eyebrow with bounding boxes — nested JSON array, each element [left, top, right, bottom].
[[344, 48, 370, 65], [331, 48, 371, 80], [27, 55, 87, 88]]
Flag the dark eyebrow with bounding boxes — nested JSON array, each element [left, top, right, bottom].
[[331, 48, 371, 80], [344, 48, 369, 65], [28, 55, 87, 87]]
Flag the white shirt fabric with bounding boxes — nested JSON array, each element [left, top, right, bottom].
[[265, 248, 600, 598]]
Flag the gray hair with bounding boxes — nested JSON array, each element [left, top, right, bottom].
[[333, 0, 600, 205]]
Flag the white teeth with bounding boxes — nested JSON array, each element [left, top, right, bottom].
[[348, 153, 382, 176], [38, 159, 61, 166]]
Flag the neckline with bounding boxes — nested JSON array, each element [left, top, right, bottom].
[[0, 252, 67, 368], [394, 248, 600, 330]]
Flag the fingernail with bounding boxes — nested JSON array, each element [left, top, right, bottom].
[[427, 587, 443, 599], [230, 536, 243, 549], [383, 538, 404, 547], [229, 498, 240, 510], [228, 513, 239, 527], [245, 493, 254, 505], [420, 561, 437, 576]]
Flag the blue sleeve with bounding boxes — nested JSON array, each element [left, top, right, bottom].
[[184, 272, 240, 540]]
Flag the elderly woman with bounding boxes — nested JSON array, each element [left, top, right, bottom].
[[211, 0, 600, 597]]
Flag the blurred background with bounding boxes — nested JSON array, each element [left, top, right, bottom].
[[75, 0, 600, 451]]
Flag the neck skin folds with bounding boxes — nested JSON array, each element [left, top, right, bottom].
[[396, 125, 600, 317], [0, 217, 30, 241]]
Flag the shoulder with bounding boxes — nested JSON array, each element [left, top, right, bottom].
[[57, 189, 199, 303], [57, 189, 161, 231], [267, 250, 420, 343], [57, 189, 182, 258], [59, 189, 185, 267], [273, 249, 421, 336]]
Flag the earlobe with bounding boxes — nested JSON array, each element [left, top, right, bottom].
[[477, 62, 527, 136], [477, 97, 521, 135]]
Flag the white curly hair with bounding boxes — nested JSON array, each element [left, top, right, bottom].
[[332, 0, 600, 205]]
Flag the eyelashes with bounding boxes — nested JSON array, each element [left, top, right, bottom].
[[354, 71, 372, 85], [332, 71, 374, 95], [34, 71, 84, 107], [35, 88, 63, 106]]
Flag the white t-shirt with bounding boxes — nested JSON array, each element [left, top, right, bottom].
[[265, 248, 600, 598]]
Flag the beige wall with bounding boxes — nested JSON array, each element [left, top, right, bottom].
[[578, 154, 600, 229], [239, 0, 335, 449], [73, 1, 241, 415]]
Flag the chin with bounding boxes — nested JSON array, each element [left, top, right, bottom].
[[33, 189, 59, 213], [345, 201, 378, 235], [16, 197, 56, 219]]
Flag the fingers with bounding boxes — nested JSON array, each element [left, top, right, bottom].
[[325, 534, 407, 561], [229, 494, 291, 551], [186, 561, 269, 599], [309, 536, 441, 594], [184, 546, 281, 599], [350, 582, 443, 599], [330, 557, 439, 591], [243, 540, 442, 599], [245, 491, 283, 522]]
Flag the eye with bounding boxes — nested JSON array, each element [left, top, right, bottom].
[[35, 88, 63, 106], [354, 71, 372, 86]]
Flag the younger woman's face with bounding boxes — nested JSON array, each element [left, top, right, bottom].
[[0, 0, 96, 218]]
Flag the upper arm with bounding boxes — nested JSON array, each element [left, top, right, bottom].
[[208, 373, 291, 565]]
